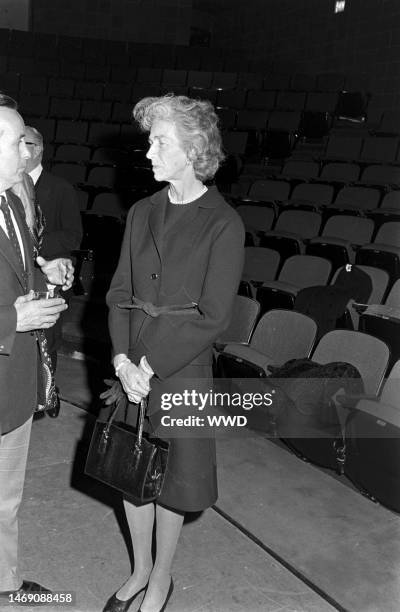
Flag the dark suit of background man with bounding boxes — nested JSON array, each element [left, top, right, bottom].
[[0, 94, 74, 601], [25, 126, 83, 379]]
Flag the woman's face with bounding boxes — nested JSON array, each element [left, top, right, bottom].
[[146, 120, 189, 183]]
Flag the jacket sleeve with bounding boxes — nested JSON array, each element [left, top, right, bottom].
[[106, 206, 135, 357], [145, 214, 245, 379], [0, 305, 17, 356], [41, 183, 83, 257]]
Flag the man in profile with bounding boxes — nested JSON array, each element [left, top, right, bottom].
[[0, 93, 74, 600], [24, 125, 83, 416]]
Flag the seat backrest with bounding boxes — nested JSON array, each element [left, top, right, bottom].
[[49, 98, 80, 119], [187, 70, 213, 88], [91, 193, 125, 218], [361, 136, 399, 163], [55, 120, 88, 144], [211, 71, 237, 89], [236, 109, 269, 129], [306, 91, 338, 113], [218, 295, 260, 344], [87, 123, 121, 146], [264, 73, 291, 90], [320, 162, 360, 183], [325, 135, 363, 160], [375, 222, 400, 247], [248, 179, 291, 202], [312, 330, 389, 394], [321, 215, 375, 243], [217, 89, 246, 109], [243, 247, 280, 282], [334, 186, 381, 210], [51, 163, 86, 183], [162, 69, 187, 87], [267, 110, 301, 131], [237, 73, 263, 90], [381, 359, 400, 405], [279, 255, 332, 287], [74, 80, 103, 100], [275, 209, 322, 238], [332, 265, 389, 304], [236, 205, 275, 232], [316, 72, 345, 91], [291, 73, 317, 91], [281, 160, 319, 179], [276, 90, 307, 111], [291, 183, 334, 206], [136, 67, 162, 84], [87, 166, 117, 187], [246, 89, 276, 110], [222, 130, 248, 155], [385, 279, 400, 307], [379, 111, 400, 135], [361, 165, 400, 186], [251, 309, 317, 362], [381, 191, 400, 210], [55, 144, 91, 162]]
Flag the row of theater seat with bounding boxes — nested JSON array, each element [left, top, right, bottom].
[[21, 106, 400, 164], [15, 88, 362, 116], [214, 299, 400, 513], [240, 251, 395, 307], [0, 29, 372, 82], [235, 179, 400, 209], [0, 69, 366, 106]]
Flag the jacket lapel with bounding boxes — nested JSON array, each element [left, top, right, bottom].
[[148, 187, 168, 262]]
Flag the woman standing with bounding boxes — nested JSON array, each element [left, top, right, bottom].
[[104, 94, 244, 612]]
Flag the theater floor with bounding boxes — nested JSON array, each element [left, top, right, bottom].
[[4, 353, 400, 612]]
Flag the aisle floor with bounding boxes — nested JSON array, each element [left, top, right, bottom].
[[2, 354, 399, 612]]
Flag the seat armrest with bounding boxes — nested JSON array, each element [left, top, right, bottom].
[[335, 392, 377, 407]]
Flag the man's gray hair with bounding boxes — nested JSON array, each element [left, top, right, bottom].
[[25, 126, 43, 147], [0, 91, 18, 109]]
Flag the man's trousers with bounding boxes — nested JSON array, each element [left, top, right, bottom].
[[0, 417, 32, 591]]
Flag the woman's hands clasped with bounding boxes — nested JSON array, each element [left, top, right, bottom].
[[115, 356, 153, 404]]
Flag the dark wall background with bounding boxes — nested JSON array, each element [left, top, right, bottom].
[[211, 0, 400, 112], [31, 0, 192, 44], [31, 0, 400, 111]]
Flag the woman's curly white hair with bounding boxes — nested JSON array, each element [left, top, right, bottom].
[[133, 94, 225, 181]]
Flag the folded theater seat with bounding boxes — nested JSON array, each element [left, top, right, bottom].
[[268, 329, 390, 471], [344, 360, 400, 513]]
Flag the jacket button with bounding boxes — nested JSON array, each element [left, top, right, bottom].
[[151, 273, 158, 279]]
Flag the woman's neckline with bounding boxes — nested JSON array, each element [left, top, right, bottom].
[[168, 185, 208, 205]]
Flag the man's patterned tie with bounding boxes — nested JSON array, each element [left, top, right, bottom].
[[0, 195, 26, 287]]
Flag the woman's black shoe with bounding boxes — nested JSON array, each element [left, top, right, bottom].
[[139, 579, 174, 612], [102, 585, 146, 612]]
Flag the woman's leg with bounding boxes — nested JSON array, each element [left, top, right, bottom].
[[139, 504, 184, 611], [116, 499, 155, 600]]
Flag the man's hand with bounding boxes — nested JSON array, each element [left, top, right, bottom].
[[14, 291, 68, 332], [36, 256, 74, 291]]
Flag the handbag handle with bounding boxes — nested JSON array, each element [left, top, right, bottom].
[[103, 395, 147, 453]]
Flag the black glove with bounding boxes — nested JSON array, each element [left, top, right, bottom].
[[99, 378, 126, 406]]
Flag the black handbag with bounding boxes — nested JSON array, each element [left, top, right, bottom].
[[85, 395, 169, 504]]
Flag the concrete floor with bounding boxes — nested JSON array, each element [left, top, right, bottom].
[[2, 353, 400, 612]]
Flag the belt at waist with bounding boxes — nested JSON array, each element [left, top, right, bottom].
[[117, 296, 200, 318]]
